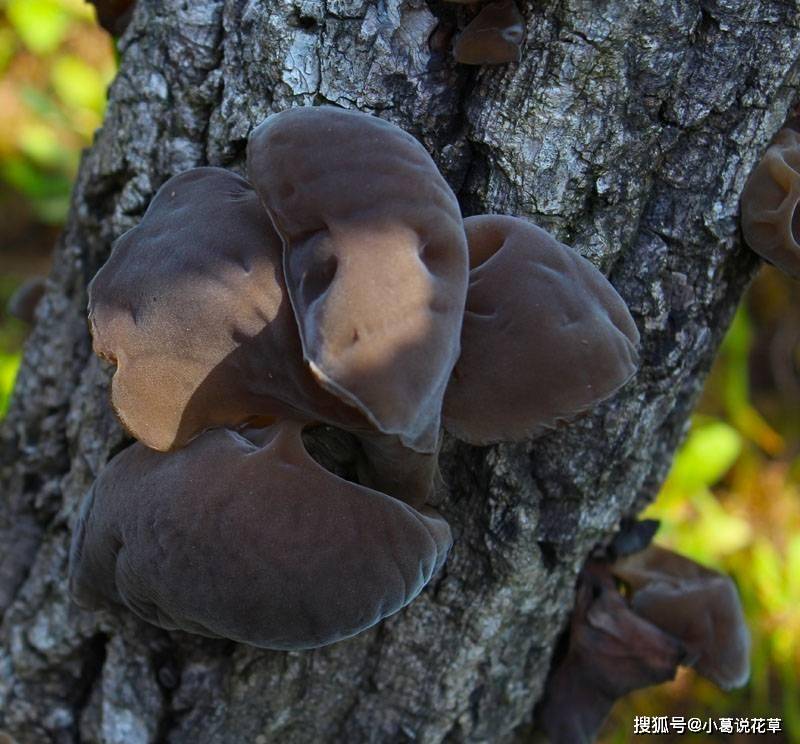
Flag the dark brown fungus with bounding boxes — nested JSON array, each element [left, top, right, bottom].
[[453, 0, 525, 65], [247, 107, 469, 454], [89, 0, 136, 35], [741, 127, 800, 280], [443, 215, 640, 445], [609, 518, 660, 559], [7, 276, 46, 325], [68, 421, 452, 650], [612, 545, 751, 690], [88, 167, 364, 452], [539, 563, 684, 744]]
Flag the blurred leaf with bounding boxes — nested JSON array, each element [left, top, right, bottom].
[[51, 54, 106, 113], [17, 122, 63, 166], [59, 0, 98, 20], [1, 157, 72, 222], [0, 27, 16, 73], [5, 0, 71, 54], [667, 419, 743, 490], [19, 85, 70, 125], [732, 404, 784, 455], [1, 156, 72, 197], [787, 535, 800, 601], [33, 193, 71, 222], [721, 307, 752, 412], [676, 489, 751, 560], [0, 351, 21, 419], [751, 541, 784, 614]]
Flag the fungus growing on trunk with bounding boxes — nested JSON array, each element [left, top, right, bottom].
[[75, 106, 643, 651], [443, 214, 640, 444], [740, 127, 800, 279], [612, 544, 751, 690], [247, 106, 469, 454], [88, 167, 364, 453], [538, 562, 685, 743], [453, 0, 525, 65], [69, 421, 451, 650], [89, 0, 136, 35]]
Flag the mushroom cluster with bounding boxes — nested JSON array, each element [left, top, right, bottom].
[[69, 106, 640, 650]]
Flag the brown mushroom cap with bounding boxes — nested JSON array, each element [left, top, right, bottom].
[[740, 128, 800, 279], [88, 167, 364, 452], [612, 545, 751, 690], [247, 107, 469, 454], [68, 421, 452, 650], [442, 214, 640, 445], [453, 0, 525, 65]]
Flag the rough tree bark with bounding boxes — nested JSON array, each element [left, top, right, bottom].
[[1, 0, 798, 741]]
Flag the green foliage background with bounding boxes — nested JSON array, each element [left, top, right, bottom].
[[0, 0, 113, 416], [0, 4, 798, 742]]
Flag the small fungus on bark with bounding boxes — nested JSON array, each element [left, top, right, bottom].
[[612, 544, 751, 690], [740, 127, 800, 279], [89, 0, 136, 36], [538, 562, 685, 743], [453, 0, 525, 65]]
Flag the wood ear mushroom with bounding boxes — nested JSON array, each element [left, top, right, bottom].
[[75, 107, 641, 650]]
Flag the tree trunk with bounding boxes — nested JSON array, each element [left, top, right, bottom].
[[1, 1, 797, 741]]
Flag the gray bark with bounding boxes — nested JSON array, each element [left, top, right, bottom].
[[1, 0, 797, 741]]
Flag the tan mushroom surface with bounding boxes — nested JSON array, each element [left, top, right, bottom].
[[247, 107, 469, 454], [453, 0, 525, 65], [88, 167, 365, 453], [612, 544, 751, 690], [443, 214, 640, 444], [69, 421, 452, 650], [741, 127, 800, 280]]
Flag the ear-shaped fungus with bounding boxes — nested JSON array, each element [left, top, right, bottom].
[[453, 0, 525, 65], [247, 107, 469, 453], [88, 167, 365, 452], [740, 127, 800, 280], [538, 563, 684, 744], [69, 421, 451, 650], [442, 215, 640, 444], [612, 545, 751, 690]]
